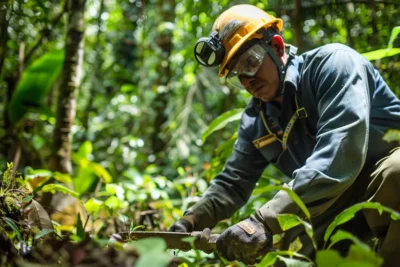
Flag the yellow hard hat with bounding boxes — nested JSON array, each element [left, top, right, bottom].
[[212, 5, 283, 77]]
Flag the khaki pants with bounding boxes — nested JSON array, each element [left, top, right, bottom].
[[279, 147, 400, 267]]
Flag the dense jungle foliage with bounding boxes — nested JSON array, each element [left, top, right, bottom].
[[0, 0, 400, 266]]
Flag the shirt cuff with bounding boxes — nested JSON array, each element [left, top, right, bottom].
[[257, 184, 301, 234]]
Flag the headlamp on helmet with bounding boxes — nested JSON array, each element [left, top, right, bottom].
[[194, 31, 225, 67]]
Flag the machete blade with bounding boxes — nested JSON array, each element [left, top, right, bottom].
[[112, 230, 218, 252]]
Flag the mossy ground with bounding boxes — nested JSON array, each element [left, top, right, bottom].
[[0, 164, 182, 266]]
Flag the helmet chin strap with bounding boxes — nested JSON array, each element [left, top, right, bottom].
[[265, 44, 285, 95], [260, 28, 298, 97]]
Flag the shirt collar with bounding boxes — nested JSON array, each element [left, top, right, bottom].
[[284, 54, 302, 92], [265, 54, 302, 117]]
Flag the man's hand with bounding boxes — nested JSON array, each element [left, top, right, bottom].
[[216, 214, 272, 265], [168, 216, 194, 233]]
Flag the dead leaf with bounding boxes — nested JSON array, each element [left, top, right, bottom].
[[27, 199, 54, 230]]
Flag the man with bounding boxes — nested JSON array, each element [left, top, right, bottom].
[[170, 4, 400, 266]]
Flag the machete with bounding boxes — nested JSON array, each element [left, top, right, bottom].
[[111, 230, 218, 253]]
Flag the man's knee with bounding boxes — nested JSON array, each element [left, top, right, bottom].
[[364, 147, 400, 236]]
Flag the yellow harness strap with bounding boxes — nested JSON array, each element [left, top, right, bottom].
[[259, 95, 307, 151]]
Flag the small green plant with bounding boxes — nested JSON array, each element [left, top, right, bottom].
[[0, 163, 56, 255], [253, 186, 399, 267]]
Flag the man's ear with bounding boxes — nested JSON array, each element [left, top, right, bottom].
[[270, 35, 285, 57]]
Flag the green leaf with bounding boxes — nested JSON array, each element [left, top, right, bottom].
[[2, 217, 23, 242], [7, 50, 64, 124], [130, 238, 171, 267], [277, 214, 316, 249], [388, 26, 400, 49], [85, 198, 104, 214], [215, 132, 237, 158], [328, 230, 370, 251], [21, 195, 33, 203], [317, 246, 382, 267], [361, 48, 400, 61], [34, 229, 55, 240], [252, 186, 311, 219], [77, 141, 93, 159], [316, 250, 345, 267], [73, 166, 97, 194], [132, 225, 146, 231], [288, 237, 303, 253], [277, 214, 302, 230], [201, 108, 244, 143], [131, 237, 167, 253], [24, 168, 53, 179], [90, 162, 112, 183], [42, 184, 80, 198], [76, 213, 85, 239], [383, 129, 400, 143], [104, 196, 127, 211], [346, 244, 383, 266], [258, 251, 313, 267], [324, 202, 400, 243], [106, 184, 117, 195], [121, 84, 137, 93], [277, 256, 313, 267], [52, 172, 72, 184]]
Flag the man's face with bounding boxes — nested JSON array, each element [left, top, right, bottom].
[[226, 43, 281, 103], [240, 52, 280, 102]]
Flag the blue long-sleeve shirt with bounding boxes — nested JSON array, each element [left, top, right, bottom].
[[188, 43, 400, 233]]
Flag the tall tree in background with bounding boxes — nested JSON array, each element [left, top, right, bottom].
[[0, 1, 11, 160], [0, 2, 9, 74], [81, 0, 105, 139], [293, 0, 303, 51], [0, 1, 66, 169], [150, 0, 176, 163], [50, 0, 87, 173]]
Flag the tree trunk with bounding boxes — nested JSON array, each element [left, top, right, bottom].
[[1, 2, 65, 166], [0, 2, 13, 163], [150, 0, 175, 161], [368, 0, 379, 47], [81, 0, 105, 139], [0, 2, 9, 74], [50, 0, 86, 173], [293, 0, 303, 51]]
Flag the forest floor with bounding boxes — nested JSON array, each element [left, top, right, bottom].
[[0, 164, 184, 267]]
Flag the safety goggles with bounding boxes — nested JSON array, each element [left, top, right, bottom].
[[226, 43, 267, 90]]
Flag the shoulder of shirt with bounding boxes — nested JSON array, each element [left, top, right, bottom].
[[301, 43, 361, 61], [299, 43, 368, 71]]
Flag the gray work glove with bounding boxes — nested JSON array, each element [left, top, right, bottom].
[[216, 213, 273, 265], [168, 212, 194, 233]]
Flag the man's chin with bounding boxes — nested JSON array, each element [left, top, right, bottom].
[[258, 96, 273, 102]]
